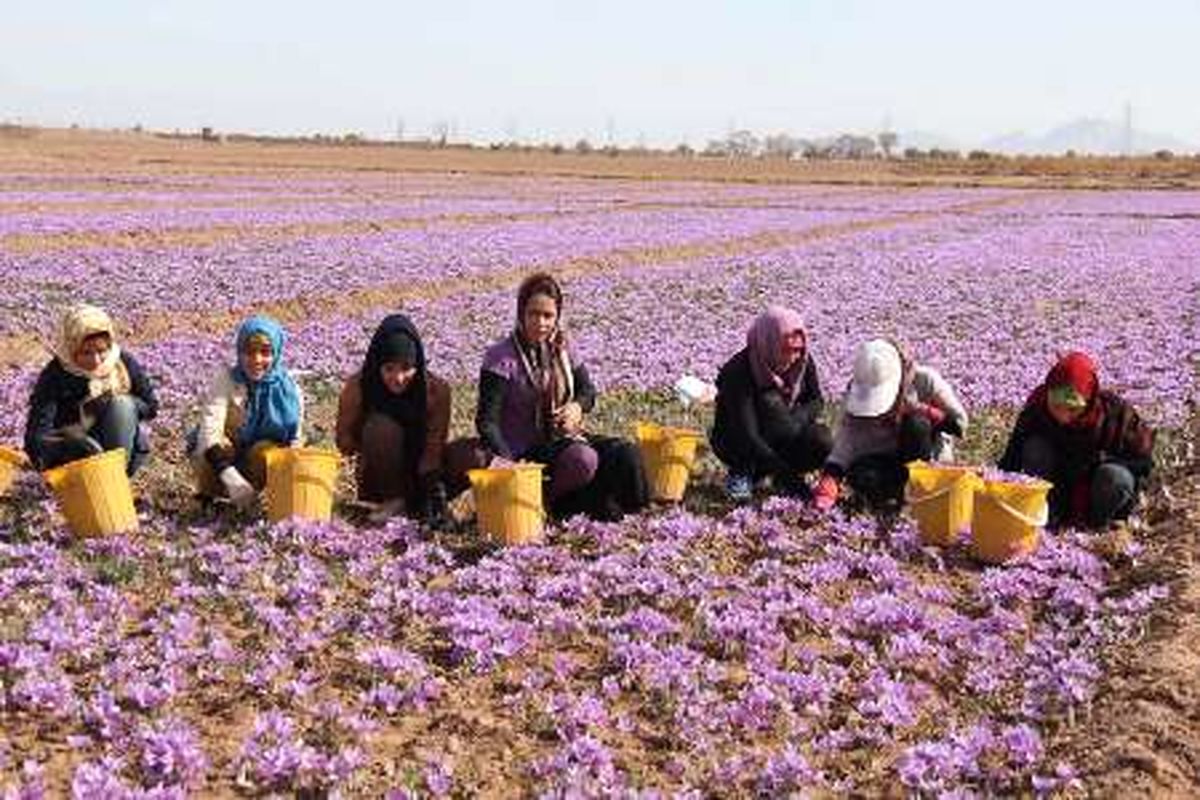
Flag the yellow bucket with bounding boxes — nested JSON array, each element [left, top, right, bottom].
[[970, 478, 1053, 564], [42, 449, 139, 536], [0, 446, 27, 496], [467, 463, 545, 545], [904, 461, 982, 547], [635, 421, 703, 502], [264, 447, 340, 523]]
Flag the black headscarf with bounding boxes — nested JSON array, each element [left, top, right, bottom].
[[360, 315, 428, 472]]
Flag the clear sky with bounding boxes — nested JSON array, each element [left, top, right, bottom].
[[3, 0, 1198, 148]]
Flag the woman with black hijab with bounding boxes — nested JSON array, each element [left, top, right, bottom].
[[336, 315, 450, 523]]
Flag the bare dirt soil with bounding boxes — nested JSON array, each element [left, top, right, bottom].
[[1051, 417, 1200, 798], [3, 127, 1200, 189]]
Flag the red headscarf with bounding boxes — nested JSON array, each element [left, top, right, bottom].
[[1042, 351, 1103, 431], [747, 306, 808, 406]]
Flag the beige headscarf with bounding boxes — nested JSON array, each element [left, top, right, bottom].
[[53, 304, 131, 404]]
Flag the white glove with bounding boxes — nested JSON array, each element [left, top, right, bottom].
[[219, 466, 256, 509]]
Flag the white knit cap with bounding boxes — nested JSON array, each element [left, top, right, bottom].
[[845, 339, 903, 417]]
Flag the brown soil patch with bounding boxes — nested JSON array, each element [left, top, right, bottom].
[[0, 333, 49, 368], [1054, 426, 1200, 797], [0, 186, 941, 254], [3, 193, 1033, 368], [4, 128, 1199, 189]]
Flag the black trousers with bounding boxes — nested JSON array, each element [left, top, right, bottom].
[[713, 421, 833, 483], [845, 415, 935, 505], [551, 434, 650, 521]]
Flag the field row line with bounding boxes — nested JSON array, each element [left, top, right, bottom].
[[0, 189, 1033, 255], [0, 193, 1030, 369]]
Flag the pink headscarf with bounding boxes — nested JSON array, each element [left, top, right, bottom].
[[747, 306, 808, 405]]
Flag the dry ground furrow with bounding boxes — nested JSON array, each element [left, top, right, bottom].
[[1056, 446, 1200, 798], [0, 187, 912, 254], [5, 129, 1200, 188], [0, 193, 1032, 369], [0, 189, 878, 218]]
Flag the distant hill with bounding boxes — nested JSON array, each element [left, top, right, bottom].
[[982, 118, 1196, 156]]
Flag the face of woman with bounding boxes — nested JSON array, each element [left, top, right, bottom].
[[240, 339, 274, 382], [73, 333, 112, 372], [380, 361, 417, 395], [780, 329, 805, 368], [521, 293, 559, 345], [1048, 400, 1084, 426]]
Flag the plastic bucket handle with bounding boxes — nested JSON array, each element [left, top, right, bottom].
[[984, 494, 1049, 528]]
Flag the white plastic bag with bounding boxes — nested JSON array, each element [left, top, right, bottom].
[[674, 374, 717, 408]]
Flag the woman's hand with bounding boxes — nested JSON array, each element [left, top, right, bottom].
[[488, 455, 516, 469], [553, 402, 584, 436]]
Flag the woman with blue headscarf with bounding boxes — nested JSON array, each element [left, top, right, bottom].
[[186, 316, 305, 508]]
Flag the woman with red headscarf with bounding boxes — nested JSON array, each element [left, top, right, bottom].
[[998, 351, 1155, 529], [710, 306, 832, 502]]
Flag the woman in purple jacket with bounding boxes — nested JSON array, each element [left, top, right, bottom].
[[447, 273, 648, 521]]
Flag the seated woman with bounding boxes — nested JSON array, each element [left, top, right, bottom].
[[335, 314, 450, 524], [710, 306, 832, 502], [447, 272, 649, 521], [25, 303, 157, 476], [186, 316, 304, 509], [813, 338, 968, 511], [998, 351, 1155, 529]]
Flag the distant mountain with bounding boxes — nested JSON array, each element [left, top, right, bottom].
[[982, 118, 1196, 156]]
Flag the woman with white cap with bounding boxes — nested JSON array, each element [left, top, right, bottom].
[[812, 338, 967, 511]]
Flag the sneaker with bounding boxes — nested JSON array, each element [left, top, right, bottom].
[[725, 472, 754, 503]]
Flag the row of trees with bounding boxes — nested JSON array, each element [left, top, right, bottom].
[[700, 130, 895, 160], [158, 125, 1196, 163]]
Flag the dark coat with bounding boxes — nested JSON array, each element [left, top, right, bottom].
[[710, 348, 823, 474], [998, 387, 1155, 523], [998, 388, 1155, 481], [24, 352, 158, 468]]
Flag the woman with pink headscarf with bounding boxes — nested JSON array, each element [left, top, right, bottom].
[[709, 306, 832, 502]]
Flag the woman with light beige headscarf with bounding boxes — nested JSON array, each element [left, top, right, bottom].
[[24, 304, 158, 475]]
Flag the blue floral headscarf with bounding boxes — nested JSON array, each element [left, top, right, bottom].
[[231, 316, 301, 447]]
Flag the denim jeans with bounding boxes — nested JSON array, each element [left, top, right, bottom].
[[39, 395, 145, 476]]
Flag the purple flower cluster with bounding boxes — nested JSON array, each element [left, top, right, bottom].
[[0, 486, 1170, 794]]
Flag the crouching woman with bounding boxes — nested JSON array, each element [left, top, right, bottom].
[[998, 351, 1155, 529], [336, 314, 451, 524], [447, 272, 649, 521], [186, 316, 304, 508], [709, 306, 832, 502], [25, 303, 157, 476]]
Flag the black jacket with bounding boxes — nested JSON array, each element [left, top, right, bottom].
[[476, 363, 597, 459], [24, 352, 158, 468], [709, 349, 823, 474]]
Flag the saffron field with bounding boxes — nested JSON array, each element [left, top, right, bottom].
[[0, 168, 1197, 797]]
